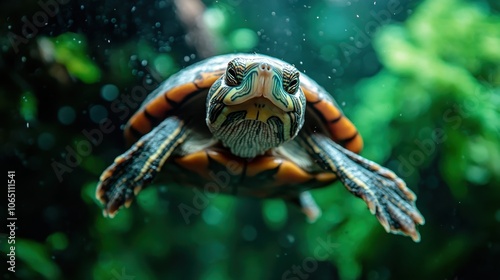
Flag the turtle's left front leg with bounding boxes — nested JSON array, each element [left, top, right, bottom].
[[96, 117, 188, 217], [300, 133, 425, 242]]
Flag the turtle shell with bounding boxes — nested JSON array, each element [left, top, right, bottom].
[[125, 54, 363, 154]]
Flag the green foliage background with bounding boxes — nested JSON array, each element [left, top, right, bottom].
[[1, 0, 499, 279]]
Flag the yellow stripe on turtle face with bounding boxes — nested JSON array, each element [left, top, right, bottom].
[[220, 63, 297, 113], [206, 57, 307, 158]]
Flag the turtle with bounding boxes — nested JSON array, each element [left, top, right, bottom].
[[96, 53, 425, 242]]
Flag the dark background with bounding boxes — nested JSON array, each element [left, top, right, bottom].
[[1, 0, 499, 279]]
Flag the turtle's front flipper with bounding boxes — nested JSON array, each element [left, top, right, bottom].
[[96, 117, 187, 217], [301, 133, 425, 242]]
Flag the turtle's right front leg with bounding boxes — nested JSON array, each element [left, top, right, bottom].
[[96, 117, 187, 217]]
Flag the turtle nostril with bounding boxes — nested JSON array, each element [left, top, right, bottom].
[[259, 63, 271, 72]]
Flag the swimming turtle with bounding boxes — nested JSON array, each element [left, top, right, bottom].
[[96, 53, 425, 241]]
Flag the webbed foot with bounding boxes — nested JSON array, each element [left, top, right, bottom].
[[303, 134, 425, 242], [96, 117, 186, 217]]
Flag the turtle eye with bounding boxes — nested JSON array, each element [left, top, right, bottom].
[[283, 66, 300, 94], [225, 60, 242, 86], [286, 78, 299, 94]]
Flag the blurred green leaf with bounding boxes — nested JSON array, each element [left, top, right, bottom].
[[50, 33, 101, 83], [20, 91, 37, 122], [17, 239, 61, 280]]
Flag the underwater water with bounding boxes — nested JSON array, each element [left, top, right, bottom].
[[1, 0, 500, 279]]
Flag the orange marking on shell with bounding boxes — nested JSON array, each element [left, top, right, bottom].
[[302, 84, 363, 153], [273, 160, 315, 186], [194, 71, 224, 88], [127, 114, 152, 135], [123, 70, 223, 145], [311, 98, 363, 153], [302, 87, 321, 103], [314, 100, 343, 126], [146, 95, 173, 119], [329, 117, 357, 140], [174, 151, 211, 180], [245, 156, 282, 177], [175, 150, 244, 180], [345, 134, 364, 154], [166, 83, 199, 104], [206, 150, 244, 176]]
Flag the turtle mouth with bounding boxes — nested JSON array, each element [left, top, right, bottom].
[[214, 118, 283, 158], [206, 96, 294, 158], [229, 97, 286, 122]]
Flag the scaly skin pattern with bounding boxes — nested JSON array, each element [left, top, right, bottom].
[[96, 53, 424, 242]]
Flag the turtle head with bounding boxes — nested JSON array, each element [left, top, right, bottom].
[[206, 56, 306, 158]]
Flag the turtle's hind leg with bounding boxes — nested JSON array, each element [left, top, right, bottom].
[[288, 191, 322, 223], [96, 117, 187, 217], [301, 133, 425, 242]]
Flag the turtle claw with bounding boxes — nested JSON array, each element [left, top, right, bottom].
[[343, 163, 425, 242], [96, 143, 147, 217], [96, 117, 186, 217], [305, 134, 425, 242]]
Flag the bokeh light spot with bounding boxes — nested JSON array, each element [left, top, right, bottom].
[[229, 28, 258, 51], [38, 132, 55, 150], [57, 106, 76, 125], [100, 84, 119, 101], [89, 105, 108, 124], [202, 206, 223, 225], [241, 225, 257, 241]]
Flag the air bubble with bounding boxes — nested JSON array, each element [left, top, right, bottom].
[[89, 105, 108, 124], [38, 132, 55, 150], [100, 84, 119, 101], [58, 106, 76, 125]]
